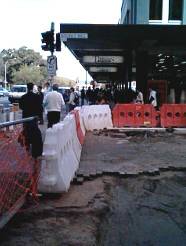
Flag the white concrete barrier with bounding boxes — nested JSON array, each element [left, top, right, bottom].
[[81, 105, 113, 131], [38, 115, 82, 193], [64, 114, 82, 162], [38, 105, 113, 193]]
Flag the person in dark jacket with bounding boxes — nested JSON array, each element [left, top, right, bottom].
[[19, 83, 43, 158], [80, 86, 86, 106], [37, 85, 44, 124]]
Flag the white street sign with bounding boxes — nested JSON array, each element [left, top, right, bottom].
[[89, 67, 117, 73], [83, 56, 124, 64], [47, 56, 57, 76], [60, 33, 88, 41]]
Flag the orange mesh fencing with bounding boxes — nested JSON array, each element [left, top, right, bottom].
[[0, 124, 40, 226]]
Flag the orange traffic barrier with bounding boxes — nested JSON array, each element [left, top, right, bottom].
[[112, 104, 160, 127], [160, 104, 186, 127]]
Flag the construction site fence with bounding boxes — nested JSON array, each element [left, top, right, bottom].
[[0, 103, 21, 124], [0, 116, 39, 229], [160, 104, 186, 128], [112, 104, 186, 128], [112, 104, 160, 127]]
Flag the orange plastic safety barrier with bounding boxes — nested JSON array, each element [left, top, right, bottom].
[[112, 104, 160, 127], [0, 124, 40, 228], [160, 104, 186, 127], [70, 110, 85, 145]]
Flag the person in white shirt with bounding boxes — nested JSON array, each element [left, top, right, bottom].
[[43, 84, 65, 128], [68, 87, 76, 112], [43, 82, 51, 97], [136, 90, 144, 104], [149, 87, 157, 108]]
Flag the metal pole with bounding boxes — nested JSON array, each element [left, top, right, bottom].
[[4, 61, 8, 89], [86, 71, 87, 82], [50, 22, 54, 86]]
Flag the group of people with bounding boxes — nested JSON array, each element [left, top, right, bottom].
[[19, 82, 80, 129], [19, 82, 79, 158], [80, 86, 113, 105], [136, 87, 159, 109], [80, 86, 159, 109]]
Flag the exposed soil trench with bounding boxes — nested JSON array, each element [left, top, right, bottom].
[[1, 131, 186, 245]]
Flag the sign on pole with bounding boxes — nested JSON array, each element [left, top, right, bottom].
[[47, 55, 57, 76], [60, 33, 88, 41]]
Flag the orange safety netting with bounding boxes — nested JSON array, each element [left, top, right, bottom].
[[0, 125, 40, 219]]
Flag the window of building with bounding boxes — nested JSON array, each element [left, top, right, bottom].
[[149, 0, 163, 20], [169, 0, 182, 20], [149, 0, 183, 24]]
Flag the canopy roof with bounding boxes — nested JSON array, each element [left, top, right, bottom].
[[60, 24, 186, 83]]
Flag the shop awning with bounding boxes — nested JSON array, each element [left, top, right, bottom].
[[60, 24, 186, 83]]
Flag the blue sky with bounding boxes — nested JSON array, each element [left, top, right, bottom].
[[0, 0, 121, 82]]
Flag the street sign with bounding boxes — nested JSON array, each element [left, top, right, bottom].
[[47, 55, 57, 76], [89, 67, 117, 73], [60, 33, 88, 41], [82, 56, 124, 64]]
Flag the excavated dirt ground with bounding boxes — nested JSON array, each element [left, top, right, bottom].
[[1, 130, 186, 246]]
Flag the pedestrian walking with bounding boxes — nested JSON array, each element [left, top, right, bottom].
[[149, 87, 158, 109], [43, 82, 51, 97], [136, 90, 144, 104], [37, 85, 44, 124], [80, 86, 86, 106], [43, 84, 65, 128], [68, 87, 76, 112], [19, 83, 43, 158]]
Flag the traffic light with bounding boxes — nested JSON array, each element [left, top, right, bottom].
[[41, 31, 54, 52], [55, 33, 61, 51]]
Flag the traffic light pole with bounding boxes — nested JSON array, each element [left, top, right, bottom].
[[50, 22, 54, 86], [41, 22, 61, 87]]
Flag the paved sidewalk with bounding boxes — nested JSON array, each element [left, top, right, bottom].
[[76, 130, 186, 182]]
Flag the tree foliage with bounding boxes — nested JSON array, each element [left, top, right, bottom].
[[12, 64, 46, 84], [0, 47, 47, 84], [54, 76, 75, 87]]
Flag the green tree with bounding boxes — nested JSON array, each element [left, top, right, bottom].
[[0, 47, 47, 84], [0, 55, 4, 81], [12, 64, 45, 85]]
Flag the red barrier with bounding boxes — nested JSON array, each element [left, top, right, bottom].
[[70, 110, 85, 145], [112, 104, 160, 127], [160, 104, 186, 127]]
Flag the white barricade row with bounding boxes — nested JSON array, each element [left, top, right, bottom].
[[39, 104, 113, 193], [38, 114, 82, 193], [81, 105, 113, 131]]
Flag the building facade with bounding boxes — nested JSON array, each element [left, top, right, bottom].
[[120, 0, 186, 25]]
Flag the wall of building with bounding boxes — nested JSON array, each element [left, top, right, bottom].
[[121, 0, 186, 25], [120, 0, 149, 24], [183, 0, 186, 24], [120, 0, 128, 24], [136, 0, 149, 24]]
